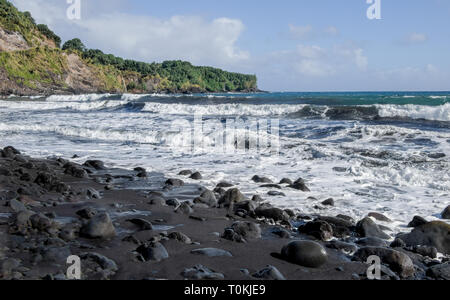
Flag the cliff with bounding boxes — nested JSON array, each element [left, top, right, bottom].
[[0, 0, 257, 96]]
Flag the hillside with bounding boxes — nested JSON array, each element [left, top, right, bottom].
[[0, 0, 258, 95]]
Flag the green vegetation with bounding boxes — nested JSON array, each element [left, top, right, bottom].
[[36, 24, 61, 48], [0, 46, 66, 88], [0, 0, 258, 93]]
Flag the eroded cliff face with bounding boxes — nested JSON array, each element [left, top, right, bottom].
[[0, 27, 29, 52]]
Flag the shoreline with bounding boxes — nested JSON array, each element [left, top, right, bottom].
[[0, 146, 449, 280]]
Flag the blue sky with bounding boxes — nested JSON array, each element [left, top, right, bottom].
[[10, 0, 450, 91]]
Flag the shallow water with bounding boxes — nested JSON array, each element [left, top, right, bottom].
[[1, 92, 449, 234]]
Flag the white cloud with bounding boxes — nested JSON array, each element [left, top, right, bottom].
[[407, 33, 428, 43], [289, 25, 313, 39], [10, 0, 249, 67], [289, 25, 339, 40]]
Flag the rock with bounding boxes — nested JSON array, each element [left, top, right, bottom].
[[2, 146, 20, 158], [30, 213, 53, 232], [165, 178, 184, 187], [193, 190, 217, 207], [134, 167, 147, 178], [281, 241, 328, 268], [368, 212, 392, 223], [0, 168, 12, 176], [398, 221, 450, 255], [298, 220, 333, 241], [426, 263, 450, 280], [178, 170, 192, 176], [336, 214, 355, 223], [76, 207, 98, 219], [428, 153, 446, 159], [59, 226, 77, 242], [175, 202, 193, 215], [127, 218, 153, 231], [289, 178, 310, 192], [80, 252, 118, 279], [314, 216, 353, 238], [63, 163, 88, 178], [34, 172, 58, 191], [0, 258, 21, 278], [411, 245, 438, 259], [253, 265, 286, 280], [222, 221, 261, 243], [267, 191, 285, 197], [321, 198, 335, 206], [390, 238, 406, 248], [191, 248, 233, 257], [136, 242, 169, 262], [80, 213, 116, 239], [252, 195, 264, 202], [252, 175, 273, 183], [356, 217, 390, 240], [219, 188, 246, 207], [8, 199, 27, 213], [168, 232, 192, 244], [83, 160, 106, 170], [353, 247, 415, 278], [270, 227, 291, 239], [86, 188, 101, 200], [407, 216, 428, 228], [279, 178, 293, 185], [326, 241, 357, 254], [216, 182, 234, 188], [166, 198, 180, 207], [356, 237, 388, 247], [255, 205, 289, 222], [260, 184, 282, 189], [190, 172, 202, 180], [442, 206, 450, 219], [182, 265, 224, 280], [234, 201, 257, 214], [149, 196, 166, 206]]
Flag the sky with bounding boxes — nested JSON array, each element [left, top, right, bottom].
[[10, 0, 450, 92]]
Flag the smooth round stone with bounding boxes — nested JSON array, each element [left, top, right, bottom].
[[281, 240, 328, 268]]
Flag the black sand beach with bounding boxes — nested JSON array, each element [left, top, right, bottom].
[[0, 146, 449, 280]]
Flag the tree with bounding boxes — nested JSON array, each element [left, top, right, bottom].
[[62, 38, 86, 52]]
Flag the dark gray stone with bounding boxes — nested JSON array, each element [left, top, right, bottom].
[[136, 242, 169, 262], [356, 217, 390, 240], [80, 213, 116, 239], [182, 265, 224, 280], [253, 265, 286, 280], [281, 240, 328, 268], [398, 221, 450, 255], [191, 248, 232, 257]]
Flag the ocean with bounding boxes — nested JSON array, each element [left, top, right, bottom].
[[1, 91, 449, 233]]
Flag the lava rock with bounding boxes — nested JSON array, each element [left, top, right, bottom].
[[279, 178, 293, 185], [281, 240, 328, 268], [442, 206, 450, 219], [190, 172, 202, 180], [178, 170, 192, 176], [83, 160, 106, 170], [368, 212, 392, 223], [80, 213, 116, 239], [175, 202, 193, 215], [136, 242, 169, 262], [222, 221, 261, 243], [76, 207, 98, 219], [219, 188, 246, 207], [165, 178, 185, 187], [356, 217, 390, 240], [127, 218, 153, 231], [63, 163, 88, 178], [255, 205, 289, 222], [298, 220, 333, 241], [193, 190, 217, 207], [191, 248, 233, 257], [252, 175, 273, 183], [216, 182, 234, 188], [353, 247, 415, 278], [407, 216, 428, 228], [182, 265, 224, 280], [321, 198, 335, 206], [253, 265, 286, 280], [288, 178, 310, 192], [426, 263, 450, 280], [398, 221, 450, 255], [356, 237, 388, 247], [168, 232, 192, 244]]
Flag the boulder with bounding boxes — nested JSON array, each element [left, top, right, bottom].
[[252, 175, 273, 183], [353, 247, 415, 278], [281, 240, 328, 268], [165, 178, 184, 187], [182, 265, 224, 280], [127, 218, 153, 231], [368, 212, 392, 223], [356, 217, 390, 240], [168, 232, 192, 244], [441, 206, 450, 219], [136, 242, 169, 262], [76, 207, 98, 219], [298, 220, 333, 241], [255, 205, 289, 222], [63, 163, 88, 178], [426, 263, 450, 280], [80, 213, 116, 239], [222, 221, 261, 243], [252, 265, 286, 280], [279, 178, 293, 185], [407, 216, 428, 228], [219, 188, 246, 207], [216, 182, 234, 188], [288, 178, 310, 192], [190, 172, 202, 180], [193, 190, 217, 207], [83, 160, 106, 170], [397, 221, 450, 254], [178, 170, 192, 176]]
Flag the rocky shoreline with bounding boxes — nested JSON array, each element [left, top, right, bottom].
[[0, 146, 449, 280]]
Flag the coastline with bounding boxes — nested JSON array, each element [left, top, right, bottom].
[[0, 146, 449, 280]]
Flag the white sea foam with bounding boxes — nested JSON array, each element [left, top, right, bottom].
[[46, 94, 114, 102], [377, 103, 450, 122], [0, 100, 128, 111]]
